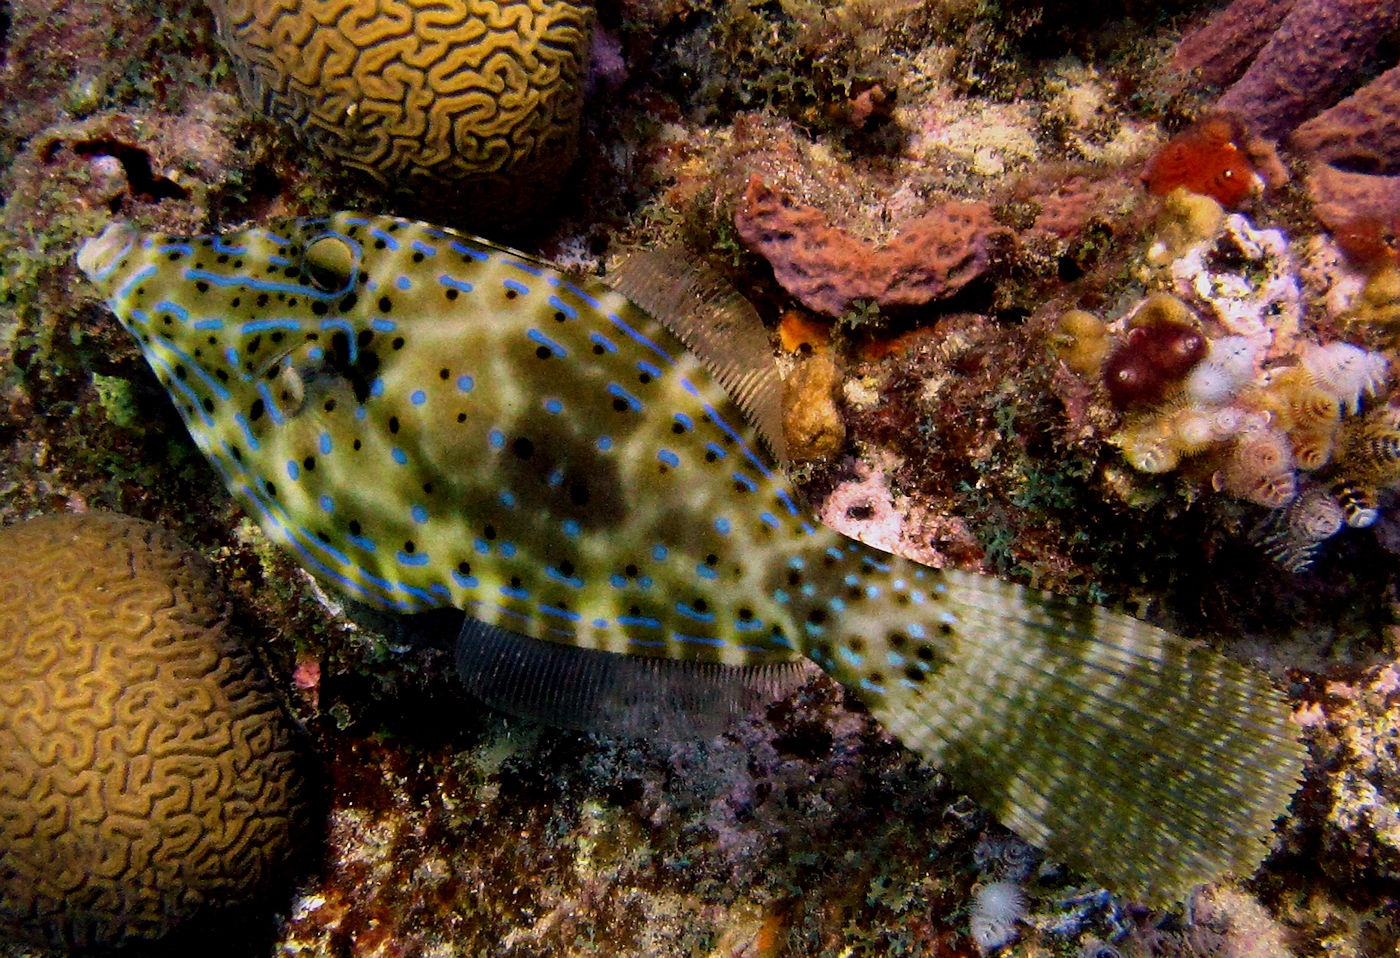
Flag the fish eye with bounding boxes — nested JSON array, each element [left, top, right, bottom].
[[301, 234, 358, 293]]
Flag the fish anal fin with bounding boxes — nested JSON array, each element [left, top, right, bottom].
[[456, 616, 813, 740]]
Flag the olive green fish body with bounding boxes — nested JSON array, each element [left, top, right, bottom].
[[79, 214, 1304, 901]]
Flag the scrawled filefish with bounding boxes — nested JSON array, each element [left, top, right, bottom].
[[77, 213, 1303, 901]]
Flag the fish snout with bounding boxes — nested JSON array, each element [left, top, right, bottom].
[[77, 222, 139, 286]]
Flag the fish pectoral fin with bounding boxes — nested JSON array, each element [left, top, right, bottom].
[[455, 617, 813, 740], [609, 248, 790, 467]]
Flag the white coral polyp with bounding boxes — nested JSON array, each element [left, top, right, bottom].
[[970, 881, 1027, 952], [1301, 342, 1390, 415], [1186, 335, 1264, 405]]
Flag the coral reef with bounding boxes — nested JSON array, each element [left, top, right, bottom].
[[733, 175, 1014, 319], [208, 0, 593, 222], [5, 0, 1400, 952], [1064, 199, 1397, 554], [1293, 661, 1400, 888], [0, 512, 309, 951]]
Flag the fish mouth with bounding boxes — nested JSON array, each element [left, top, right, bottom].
[[77, 222, 139, 284]]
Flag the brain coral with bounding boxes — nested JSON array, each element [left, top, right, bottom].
[[208, 0, 593, 220], [0, 512, 309, 950]]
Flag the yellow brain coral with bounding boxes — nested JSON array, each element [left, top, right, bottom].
[[0, 512, 309, 950], [210, 0, 593, 218]]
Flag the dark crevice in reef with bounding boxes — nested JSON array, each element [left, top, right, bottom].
[[66, 139, 188, 202]]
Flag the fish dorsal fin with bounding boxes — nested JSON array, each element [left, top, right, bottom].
[[455, 617, 811, 740], [609, 249, 790, 466]]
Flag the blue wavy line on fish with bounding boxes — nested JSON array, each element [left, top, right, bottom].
[[77, 212, 1304, 901]]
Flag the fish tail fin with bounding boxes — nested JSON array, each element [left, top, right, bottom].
[[803, 548, 1304, 902]]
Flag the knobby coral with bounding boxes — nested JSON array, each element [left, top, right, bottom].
[[0, 512, 310, 950]]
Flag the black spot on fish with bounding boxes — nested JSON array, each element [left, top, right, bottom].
[[445, 288, 459, 301], [378, 296, 392, 313], [512, 437, 533, 459], [264, 479, 277, 497], [484, 525, 497, 540], [392, 337, 405, 351], [340, 293, 358, 311], [195, 280, 209, 293], [349, 520, 362, 535], [174, 364, 188, 380], [403, 540, 416, 553], [389, 416, 400, 434], [249, 398, 265, 421], [457, 560, 471, 575], [568, 482, 589, 506], [303, 457, 316, 471]]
